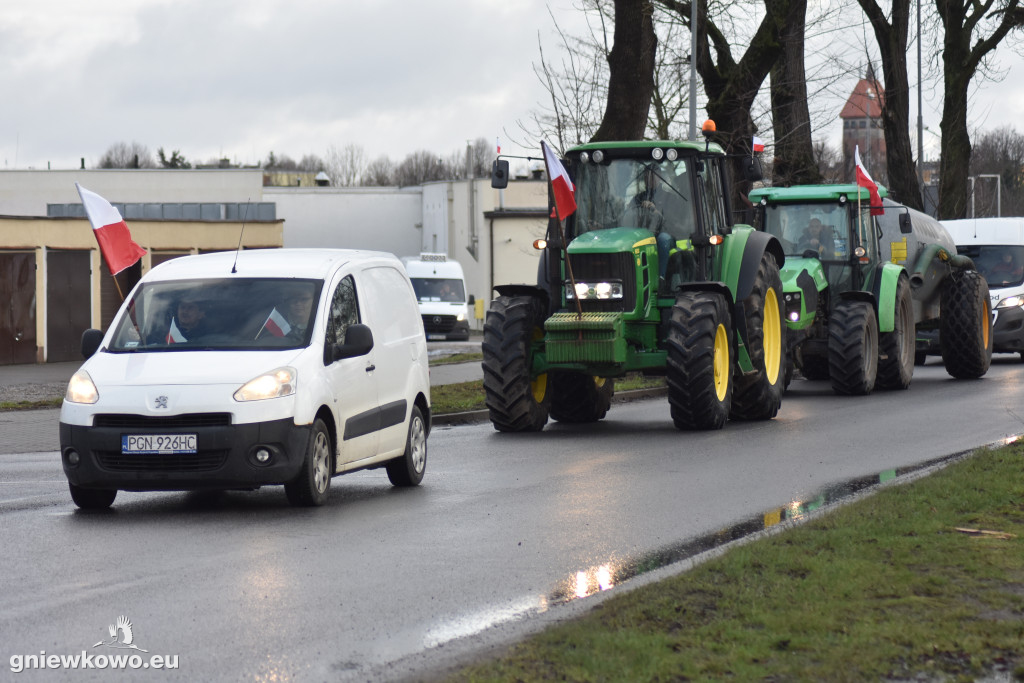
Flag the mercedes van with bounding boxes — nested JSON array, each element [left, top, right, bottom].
[[401, 253, 473, 341], [59, 249, 431, 509]]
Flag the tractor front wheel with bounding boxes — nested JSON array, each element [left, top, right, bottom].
[[482, 295, 550, 431], [877, 274, 915, 390], [828, 300, 878, 395], [550, 372, 614, 423], [731, 252, 786, 420], [667, 292, 733, 430], [940, 270, 993, 379]]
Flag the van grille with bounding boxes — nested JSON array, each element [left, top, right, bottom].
[[422, 314, 458, 333], [93, 413, 232, 428], [94, 450, 230, 472]]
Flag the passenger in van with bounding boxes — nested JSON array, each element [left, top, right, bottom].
[[990, 252, 1024, 284], [156, 294, 209, 344], [256, 285, 316, 342]]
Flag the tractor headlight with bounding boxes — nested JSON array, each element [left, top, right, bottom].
[[996, 295, 1024, 309], [783, 292, 802, 322], [567, 281, 624, 300]]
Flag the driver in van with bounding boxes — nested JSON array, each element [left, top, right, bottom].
[[156, 292, 209, 344], [989, 252, 1024, 284]]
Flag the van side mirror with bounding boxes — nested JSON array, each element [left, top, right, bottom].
[[491, 159, 509, 189], [742, 156, 763, 182], [81, 329, 104, 359], [332, 324, 374, 362], [899, 212, 912, 234]]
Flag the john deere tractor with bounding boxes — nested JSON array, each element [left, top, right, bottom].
[[748, 184, 991, 395], [483, 136, 787, 431]]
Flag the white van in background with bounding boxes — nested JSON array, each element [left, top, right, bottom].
[[401, 253, 473, 341], [943, 217, 1024, 359]]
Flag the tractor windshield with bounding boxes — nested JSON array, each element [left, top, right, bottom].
[[571, 157, 695, 242]]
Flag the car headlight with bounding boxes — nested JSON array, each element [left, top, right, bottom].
[[234, 367, 297, 402], [456, 312, 466, 321], [996, 295, 1024, 309], [65, 370, 99, 404], [566, 281, 624, 300]]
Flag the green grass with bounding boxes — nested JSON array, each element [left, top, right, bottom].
[[430, 352, 484, 366], [0, 398, 63, 411], [448, 444, 1024, 682], [430, 374, 666, 415]]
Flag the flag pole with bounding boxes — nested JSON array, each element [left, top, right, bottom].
[[541, 147, 583, 321]]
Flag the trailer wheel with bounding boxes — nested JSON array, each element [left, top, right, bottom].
[[667, 292, 733, 430], [550, 372, 614, 423], [877, 274, 915, 390], [828, 300, 878, 395], [731, 252, 786, 420], [940, 270, 992, 379], [482, 295, 550, 431]]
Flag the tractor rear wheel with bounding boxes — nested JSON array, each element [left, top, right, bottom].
[[940, 270, 993, 379], [828, 300, 878, 395], [666, 292, 733, 430], [482, 295, 550, 431], [731, 253, 786, 420], [550, 372, 614, 423], [877, 274, 915, 390]]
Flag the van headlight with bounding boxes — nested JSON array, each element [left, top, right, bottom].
[[65, 370, 99, 404], [234, 367, 297, 402], [566, 281, 624, 300], [996, 295, 1024, 309]]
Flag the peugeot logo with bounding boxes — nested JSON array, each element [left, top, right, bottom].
[[154, 396, 168, 409], [433, 316, 441, 325]]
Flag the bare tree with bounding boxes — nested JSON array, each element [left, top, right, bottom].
[[969, 125, 1024, 216], [297, 154, 325, 172], [97, 142, 156, 169], [591, 0, 658, 141], [264, 152, 298, 170], [935, 0, 1024, 218], [362, 156, 395, 186], [393, 150, 452, 187], [325, 144, 366, 186]]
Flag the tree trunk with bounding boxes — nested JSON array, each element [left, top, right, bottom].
[[857, 0, 922, 210], [591, 0, 658, 142], [769, 0, 822, 187]]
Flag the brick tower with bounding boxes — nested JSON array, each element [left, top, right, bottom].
[[840, 65, 886, 184]]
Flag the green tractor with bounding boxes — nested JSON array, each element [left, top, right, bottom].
[[483, 137, 787, 431], [748, 184, 992, 394]]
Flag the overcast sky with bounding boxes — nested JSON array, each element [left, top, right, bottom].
[[3, 0, 1022, 173]]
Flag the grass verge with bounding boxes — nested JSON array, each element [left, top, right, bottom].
[[0, 398, 63, 411], [447, 444, 1024, 681]]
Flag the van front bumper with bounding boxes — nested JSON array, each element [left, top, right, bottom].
[[59, 417, 313, 491]]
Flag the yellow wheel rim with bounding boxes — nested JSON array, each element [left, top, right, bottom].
[[531, 373, 547, 403], [713, 323, 730, 401], [983, 299, 991, 349], [763, 288, 782, 385], [594, 377, 606, 388]]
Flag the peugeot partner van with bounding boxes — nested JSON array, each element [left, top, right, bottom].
[[943, 217, 1024, 359], [59, 249, 431, 509], [401, 253, 473, 340]]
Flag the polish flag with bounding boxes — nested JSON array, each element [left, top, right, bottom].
[[854, 146, 884, 216], [166, 318, 187, 344], [541, 141, 577, 220], [496, 137, 501, 155], [752, 136, 765, 153], [260, 307, 291, 338], [75, 183, 147, 275]]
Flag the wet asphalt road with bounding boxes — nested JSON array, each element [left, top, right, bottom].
[[1, 358, 1023, 681]]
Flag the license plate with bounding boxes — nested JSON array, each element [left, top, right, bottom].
[[121, 434, 197, 454], [427, 334, 445, 340]]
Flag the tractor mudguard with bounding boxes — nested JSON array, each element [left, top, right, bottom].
[[494, 284, 550, 312], [839, 289, 875, 307], [676, 280, 735, 306], [719, 228, 784, 372], [732, 229, 785, 302], [870, 263, 905, 334]]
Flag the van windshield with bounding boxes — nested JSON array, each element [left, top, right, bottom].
[[957, 245, 1024, 288], [108, 278, 324, 352], [410, 278, 465, 303]]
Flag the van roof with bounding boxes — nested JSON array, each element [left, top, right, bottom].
[[942, 217, 1024, 245], [145, 248, 398, 281]]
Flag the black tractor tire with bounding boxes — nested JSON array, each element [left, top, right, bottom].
[[549, 372, 614, 423], [877, 274, 915, 390], [828, 300, 878, 395], [731, 252, 786, 420], [386, 405, 427, 487], [69, 483, 116, 510], [285, 418, 333, 507], [915, 351, 928, 366], [666, 292, 734, 430], [799, 353, 831, 380], [940, 270, 993, 379], [481, 295, 550, 432]]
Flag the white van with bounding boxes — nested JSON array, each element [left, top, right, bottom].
[[401, 253, 473, 341], [59, 249, 431, 509], [943, 217, 1024, 358]]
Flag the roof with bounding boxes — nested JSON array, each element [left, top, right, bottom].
[[840, 76, 885, 119], [749, 184, 889, 203], [144, 248, 398, 281]]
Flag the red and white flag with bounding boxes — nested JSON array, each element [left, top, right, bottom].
[[75, 183, 147, 275], [259, 307, 291, 338], [752, 136, 765, 153], [854, 146, 884, 216], [496, 137, 501, 155], [166, 318, 187, 344], [541, 141, 577, 220]]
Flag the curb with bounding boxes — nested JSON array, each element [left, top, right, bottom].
[[431, 386, 667, 427]]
